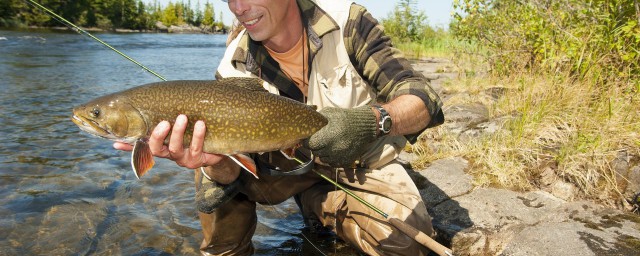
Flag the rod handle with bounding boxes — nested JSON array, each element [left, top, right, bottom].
[[388, 218, 454, 256]]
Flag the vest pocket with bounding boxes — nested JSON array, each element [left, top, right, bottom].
[[316, 64, 374, 108]]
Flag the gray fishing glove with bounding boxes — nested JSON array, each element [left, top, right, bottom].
[[303, 105, 378, 168]]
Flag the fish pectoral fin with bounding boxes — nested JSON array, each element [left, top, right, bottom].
[[227, 154, 259, 179], [279, 145, 300, 160], [132, 139, 155, 179]]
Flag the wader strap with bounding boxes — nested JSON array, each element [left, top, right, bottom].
[[255, 150, 315, 176]]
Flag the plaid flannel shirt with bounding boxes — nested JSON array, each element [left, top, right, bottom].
[[215, 0, 444, 143]]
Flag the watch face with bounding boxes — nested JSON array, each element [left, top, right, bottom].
[[382, 116, 392, 133]]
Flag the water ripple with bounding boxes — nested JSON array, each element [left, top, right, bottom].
[[0, 29, 343, 255]]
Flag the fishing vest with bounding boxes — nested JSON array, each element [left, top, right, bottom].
[[217, 0, 407, 169]]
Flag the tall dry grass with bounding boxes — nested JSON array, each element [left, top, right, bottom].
[[413, 70, 639, 206], [408, 0, 640, 208]]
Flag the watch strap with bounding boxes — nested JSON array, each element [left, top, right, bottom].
[[372, 104, 392, 135]]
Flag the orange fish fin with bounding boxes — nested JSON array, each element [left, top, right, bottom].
[[227, 154, 259, 179], [279, 148, 297, 160], [132, 139, 155, 179], [280, 143, 302, 160]]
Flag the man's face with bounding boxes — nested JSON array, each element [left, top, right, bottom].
[[227, 0, 292, 42]]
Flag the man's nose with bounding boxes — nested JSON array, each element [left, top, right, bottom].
[[230, 0, 250, 16]]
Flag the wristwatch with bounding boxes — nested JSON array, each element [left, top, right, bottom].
[[373, 104, 392, 136]]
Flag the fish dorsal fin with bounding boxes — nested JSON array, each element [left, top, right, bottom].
[[221, 77, 267, 92], [132, 139, 155, 179], [227, 154, 259, 179]]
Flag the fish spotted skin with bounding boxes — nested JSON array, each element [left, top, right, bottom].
[[71, 77, 327, 178]]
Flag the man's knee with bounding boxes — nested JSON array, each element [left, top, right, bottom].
[[198, 194, 256, 256]]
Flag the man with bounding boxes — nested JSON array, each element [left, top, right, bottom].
[[116, 0, 444, 255]]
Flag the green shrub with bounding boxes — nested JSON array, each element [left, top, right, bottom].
[[451, 0, 640, 84], [382, 0, 465, 58], [434, 0, 640, 206], [382, 0, 430, 43]]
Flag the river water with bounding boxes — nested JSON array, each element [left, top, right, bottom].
[[0, 30, 353, 255]]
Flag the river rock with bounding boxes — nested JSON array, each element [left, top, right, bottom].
[[409, 59, 640, 255], [155, 21, 168, 32], [502, 202, 640, 256], [442, 103, 490, 136], [628, 166, 640, 196], [416, 165, 640, 255], [417, 157, 472, 207], [550, 179, 578, 201]]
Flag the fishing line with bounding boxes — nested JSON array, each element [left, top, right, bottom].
[[27, 1, 329, 254], [24, 0, 167, 81], [25, 1, 453, 254]]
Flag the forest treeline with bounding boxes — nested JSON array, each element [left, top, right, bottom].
[[0, 0, 226, 31]]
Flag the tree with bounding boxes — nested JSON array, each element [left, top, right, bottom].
[[0, 0, 226, 31], [382, 0, 430, 42], [194, 0, 203, 26], [202, 1, 214, 26], [185, 0, 195, 24], [134, 0, 151, 30], [162, 2, 178, 25]]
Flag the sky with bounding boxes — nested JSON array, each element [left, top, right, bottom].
[[358, 0, 454, 28], [154, 0, 454, 28]]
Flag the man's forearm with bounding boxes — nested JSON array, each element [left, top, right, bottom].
[[374, 95, 431, 137], [345, 6, 443, 135]]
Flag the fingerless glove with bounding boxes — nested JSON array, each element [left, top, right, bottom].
[[304, 105, 377, 167]]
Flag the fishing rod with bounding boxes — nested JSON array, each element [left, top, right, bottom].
[[312, 170, 453, 256], [25, 0, 167, 82], [26, 1, 328, 254], [28, 1, 454, 255], [286, 157, 454, 256], [26, 1, 330, 254]]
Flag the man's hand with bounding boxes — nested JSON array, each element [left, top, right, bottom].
[[113, 114, 227, 169], [303, 106, 378, 168]]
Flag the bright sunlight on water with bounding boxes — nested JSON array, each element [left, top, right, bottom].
[[0, 29, 354, 255]]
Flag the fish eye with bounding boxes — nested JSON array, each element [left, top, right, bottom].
[[90, 108, 100, 118]]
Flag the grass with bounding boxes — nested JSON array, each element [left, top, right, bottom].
[[393, 33, 467, 59], [409, 45, 640, 206]]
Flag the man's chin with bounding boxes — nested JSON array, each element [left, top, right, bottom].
[[247, 33, 262, 42]]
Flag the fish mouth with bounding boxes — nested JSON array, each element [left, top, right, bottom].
[[71, 114, 117, 140]]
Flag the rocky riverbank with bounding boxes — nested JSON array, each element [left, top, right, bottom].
[[152, 21, 226, 34], [39, 21, 226, 34], [408, 58, 640, 255]]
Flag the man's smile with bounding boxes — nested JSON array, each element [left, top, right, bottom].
[[242, 16, 262, 28]]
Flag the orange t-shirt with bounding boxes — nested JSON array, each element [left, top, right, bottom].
[[265, 33, 309, 97]]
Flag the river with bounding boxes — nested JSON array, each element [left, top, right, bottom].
[[0, 29, 353, 255]]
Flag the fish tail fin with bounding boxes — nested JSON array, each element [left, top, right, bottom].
[[228, 154, 259, 179], [132, 139, 155, 179]]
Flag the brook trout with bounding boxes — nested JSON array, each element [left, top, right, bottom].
[[71, 77, 327, 179]]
